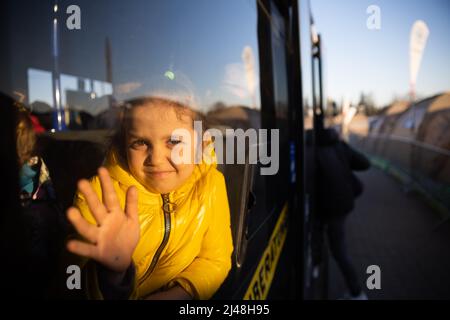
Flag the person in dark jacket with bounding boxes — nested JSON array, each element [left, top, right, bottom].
[[309, 127, 370, 300], [14, 101, 67, 298]]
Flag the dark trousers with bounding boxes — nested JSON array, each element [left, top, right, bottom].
[[326, 214, 362, 296], [313, 215, 362, 296]]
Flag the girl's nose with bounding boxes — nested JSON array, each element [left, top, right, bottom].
[[145, 145, 167, 166]]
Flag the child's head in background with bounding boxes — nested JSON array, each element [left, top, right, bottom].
[[15, 103, 37, 167]]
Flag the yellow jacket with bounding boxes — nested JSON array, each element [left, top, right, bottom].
[[74, 152, 233, 300]]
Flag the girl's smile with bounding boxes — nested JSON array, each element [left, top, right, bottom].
[[143, 169, 176, 179]]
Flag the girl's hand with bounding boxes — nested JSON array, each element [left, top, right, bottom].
[[66, 167, 140, 273]]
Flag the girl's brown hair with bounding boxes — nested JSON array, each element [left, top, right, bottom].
[[15, 103, 36, 166]]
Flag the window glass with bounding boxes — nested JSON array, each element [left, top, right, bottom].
[[2, 0, 261, 130]]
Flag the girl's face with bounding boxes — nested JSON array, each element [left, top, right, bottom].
[[126, 103, 197, 194]]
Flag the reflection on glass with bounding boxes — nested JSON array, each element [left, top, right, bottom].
[[3, 0, 261, 132], [28, 68, 53, 109]]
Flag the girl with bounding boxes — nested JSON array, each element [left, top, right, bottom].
[[66, 96, 233, 300]]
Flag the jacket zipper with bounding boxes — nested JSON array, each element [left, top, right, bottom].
[[139, 193, 173, 285]]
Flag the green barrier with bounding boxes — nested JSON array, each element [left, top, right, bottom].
[[365, 153, 450, 221]]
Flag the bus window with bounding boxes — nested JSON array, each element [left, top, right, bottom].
[[1, 1, 261, 214], [0, 0, 264, 298]]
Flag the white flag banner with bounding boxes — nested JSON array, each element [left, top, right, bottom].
[[242, 46, 257, 108], [410, 20, 430, 94]]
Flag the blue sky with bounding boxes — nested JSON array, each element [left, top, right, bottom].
[[311, 0, 450, 106], [24, 0, 260, 111], [22, 0, 448, 112]]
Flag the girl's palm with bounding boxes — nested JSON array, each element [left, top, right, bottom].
[[67, 167, 140, 272]]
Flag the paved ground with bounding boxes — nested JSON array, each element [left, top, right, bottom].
[[328, 167, 450, 300]]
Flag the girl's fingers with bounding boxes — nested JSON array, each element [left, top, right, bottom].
[[98, 167, 120, 212], [66, 239, 97, 259], [67, 207, 99, 244], [78, 179, 107, 224], [125, 186, 138, 222]]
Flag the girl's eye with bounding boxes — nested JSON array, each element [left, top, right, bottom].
[[168, 139, 182, 146], [130, 139, 148, 149]]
